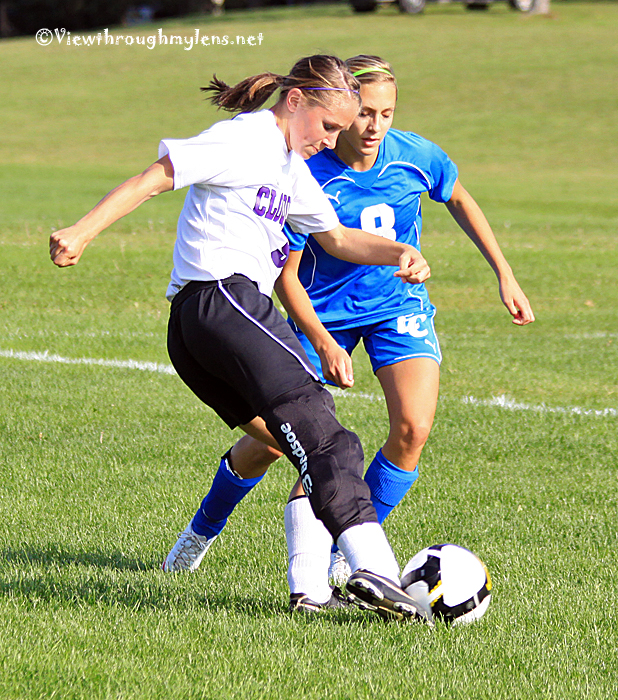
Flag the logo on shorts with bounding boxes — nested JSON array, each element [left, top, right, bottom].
[[397, 313, 428, 338], [280, 422, 312, 494]]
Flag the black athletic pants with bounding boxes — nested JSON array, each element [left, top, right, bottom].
[[167, 275, 377, 540]]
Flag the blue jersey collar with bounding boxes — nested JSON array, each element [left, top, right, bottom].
[[319, 133, 389, 189]]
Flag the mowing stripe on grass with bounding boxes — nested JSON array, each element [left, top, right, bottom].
[[1, 348, 616, 418], [5, 329, 617, 341], [562, 332, 618, 340]]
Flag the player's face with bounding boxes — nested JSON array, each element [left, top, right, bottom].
[[338, 81, 397, 160], [288, 98, 359, 160]]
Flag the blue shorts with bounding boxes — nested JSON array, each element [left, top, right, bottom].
[[291, 306, 442, 383]]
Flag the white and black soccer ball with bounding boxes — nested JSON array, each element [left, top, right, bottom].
[[401, 544, 492, 626]]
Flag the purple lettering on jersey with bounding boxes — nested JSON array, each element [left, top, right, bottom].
[[273, 193, 288, 225], [271, 241, 290, 268], [264, 188, 279, 220], [253, 186, 270, 216], [254, 187, 291, 228], [277, 194, 291, 225]]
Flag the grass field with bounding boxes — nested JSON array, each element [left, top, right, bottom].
[[1, 2, 617, 698]]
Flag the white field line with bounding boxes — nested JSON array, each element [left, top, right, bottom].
[[461, 394, 617, 418], [1, 348, 616, 419], [330, 387, 384, 402], [0, 349, 176, 375]]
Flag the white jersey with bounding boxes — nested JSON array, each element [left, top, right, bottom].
[[159, 110, 339, 300]]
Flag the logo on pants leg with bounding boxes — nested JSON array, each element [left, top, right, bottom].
[[280, 422, 313, 494]]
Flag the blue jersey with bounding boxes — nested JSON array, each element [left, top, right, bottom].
[[285, 129, 458, 329]]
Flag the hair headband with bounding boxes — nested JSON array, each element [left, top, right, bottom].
[[352, 67, 394, 78], [302, 87, 360, 95]]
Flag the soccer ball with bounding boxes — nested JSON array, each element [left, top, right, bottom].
[[400, 544, 492, 626]]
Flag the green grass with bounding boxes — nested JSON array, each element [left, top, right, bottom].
[[1, 2, 617, 698]]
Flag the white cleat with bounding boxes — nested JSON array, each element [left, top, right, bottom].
[[329, 549, 352, 588], [162, 523, 218, 572]]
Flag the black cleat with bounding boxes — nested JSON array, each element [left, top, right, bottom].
[[289, 586, 349, 613], [346, 570, 422, 621]]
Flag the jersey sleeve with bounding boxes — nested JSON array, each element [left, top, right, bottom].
[[285, 155, 339, 235], [426, 142, 459, 203], [158, 121, 248, 191], [284, 223, 309, 251]]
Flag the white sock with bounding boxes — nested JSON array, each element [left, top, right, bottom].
[[284, 497, 333, 605], [336, 522, 400, 584]]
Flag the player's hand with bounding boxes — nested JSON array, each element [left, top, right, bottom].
[[394, 248, 431, 285], [499, 276, 535, 326], [318, 341, 354, 389], [49, 226, 90, 267]]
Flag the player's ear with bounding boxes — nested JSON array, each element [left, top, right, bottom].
[[286, 88, 303, 113]]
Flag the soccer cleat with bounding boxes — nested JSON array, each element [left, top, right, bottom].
[[161, 523, 218, 572], [346, 570, 422, 621], [328, 549, 352, 588], [289, 586, 349, 613]]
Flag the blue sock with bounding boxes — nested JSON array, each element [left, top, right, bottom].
[[363, 449, 419, 524], [191, 451, 265, 538]]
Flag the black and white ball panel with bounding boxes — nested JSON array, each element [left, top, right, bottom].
[[401, 544, 492, 625]]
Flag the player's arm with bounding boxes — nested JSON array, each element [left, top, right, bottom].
[[445, 179, 535, 326], [312, 223, 431, 285], [275, 250, 354, 389], [49, 155, 175, 267]]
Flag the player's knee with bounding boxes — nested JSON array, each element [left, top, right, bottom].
[[395, 419, 432, 453], [230, 435, 281, 478], [261, 383, 372, 537], [261, 382, 335, 445], [304, 424, 372, 538], [312, 422, 365, 496], [309, 430, 370, 535], [334, 426, 364, 478], [261, 382, 361, 486], [252, 439, 283, 464]]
